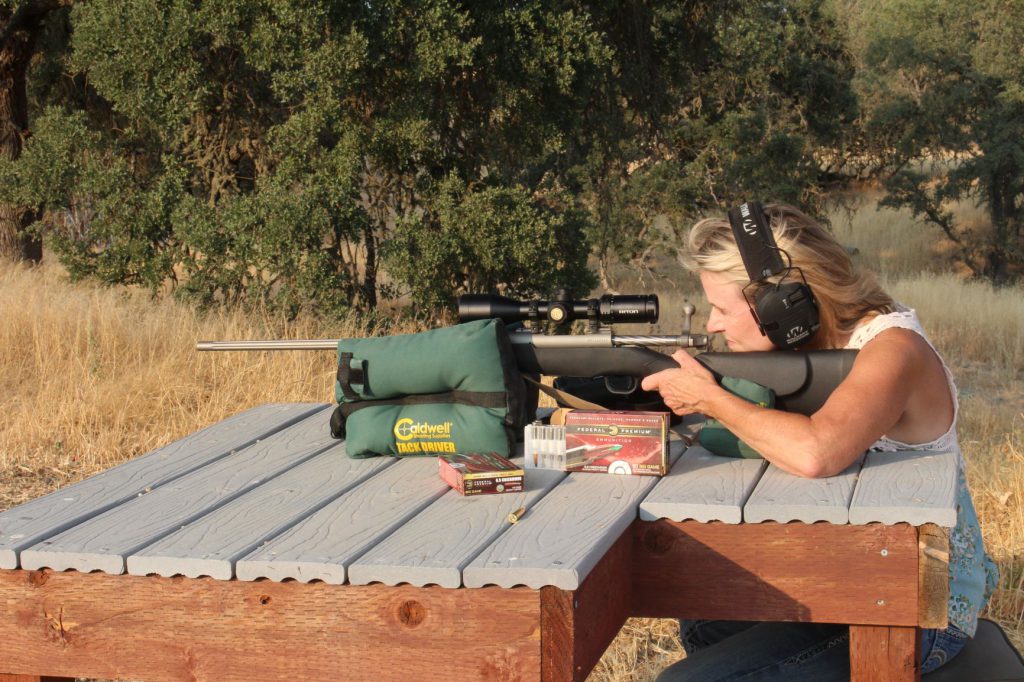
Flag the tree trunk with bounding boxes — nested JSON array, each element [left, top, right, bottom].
[[597, 251, 614, 291], [360, 222, 378, 309], [0, 2, 62, 263]]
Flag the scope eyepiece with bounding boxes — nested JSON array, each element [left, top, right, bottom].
[[457, 293, 659, 326]]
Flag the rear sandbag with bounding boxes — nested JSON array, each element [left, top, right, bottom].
[[331, 319, 529, 458], [698, 376, 774, 459]]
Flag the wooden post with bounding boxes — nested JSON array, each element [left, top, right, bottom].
[[918, 524, 950, 629], [849, 625, 920, 682], [540, 528, 633, 681]]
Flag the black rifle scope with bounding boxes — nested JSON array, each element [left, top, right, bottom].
[[458, 292, 659, 326]]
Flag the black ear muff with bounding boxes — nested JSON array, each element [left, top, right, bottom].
[[753, 280, 820, 348], [728, 201, 821, 349]]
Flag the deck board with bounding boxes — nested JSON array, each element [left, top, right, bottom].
[[848, 450, 958, 527], [743, 454, 865, 524], [2, 404, 962, 592], [0, 403, 321, 569], [127, 446, 395, 579], [639, 445, 767, 523], [235, 457, 450, 583], [19, 406, 337, 574], [348, 464, 566, 588], [461, 440, 685, 590]]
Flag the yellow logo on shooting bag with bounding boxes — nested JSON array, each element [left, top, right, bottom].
[[393, 418, 453, 441]]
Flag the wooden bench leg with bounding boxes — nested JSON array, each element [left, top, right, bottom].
[[540, 528, 632, 681], [849, 625, 920, 682]]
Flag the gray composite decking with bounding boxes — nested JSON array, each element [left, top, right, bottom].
[[742, 454, 866, 524], [0, 403, 960, 590], [347, 463, 566, 588], [848, 449, 958, 526], [234, 456, 452, 583], [20, 406, 339, 574], [639, 445, 767, 523], [0, 403, 321, 570], [127, 444, 395, 580]]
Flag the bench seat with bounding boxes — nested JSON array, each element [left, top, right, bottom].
[[923, 619, 1024, 682]]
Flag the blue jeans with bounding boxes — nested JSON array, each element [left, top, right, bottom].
[[655, 620, 969, 681]]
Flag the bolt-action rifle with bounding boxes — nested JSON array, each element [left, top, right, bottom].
[[197, 291, 857, 416]]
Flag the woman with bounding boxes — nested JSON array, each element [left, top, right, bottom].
[[641, 203, 998, 680]]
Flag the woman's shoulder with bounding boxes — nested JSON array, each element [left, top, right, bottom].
[[850, 305, 938, 370], [860, 325, 936, 366], [845, 306, 958, 449], [845, 303, 926, 350]]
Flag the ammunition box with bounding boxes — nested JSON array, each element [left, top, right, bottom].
[[563, 410, 669, 476], [438, 452, 525, 495]]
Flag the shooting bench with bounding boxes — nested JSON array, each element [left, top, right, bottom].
[[0, 403, 1016, 681]]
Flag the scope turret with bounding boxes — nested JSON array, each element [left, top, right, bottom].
[[457, 293, 659, 327]]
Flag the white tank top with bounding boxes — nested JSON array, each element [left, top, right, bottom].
[[844, 304, 961, 465]]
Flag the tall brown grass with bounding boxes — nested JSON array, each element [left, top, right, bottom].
[[0, 261, 420, 509], [0, 193, 1021, 679]]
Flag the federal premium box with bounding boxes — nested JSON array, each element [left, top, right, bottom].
[[563, 410, 669, 476], [438, 452, 525, 495]]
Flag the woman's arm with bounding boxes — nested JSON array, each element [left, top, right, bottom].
[[641, 329, 937, 478]]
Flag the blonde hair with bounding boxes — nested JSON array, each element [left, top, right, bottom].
[[683, 203, 894, 349]]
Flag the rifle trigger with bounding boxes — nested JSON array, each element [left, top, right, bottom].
[[604, 376, 638, 395]]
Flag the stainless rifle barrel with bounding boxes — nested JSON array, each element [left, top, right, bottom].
[[507, 331, 708, 349], [196, 340, 339, 351], [613, 334, 708, 348]]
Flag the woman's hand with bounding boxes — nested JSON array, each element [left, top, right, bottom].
[[640, 349, 722, 416]]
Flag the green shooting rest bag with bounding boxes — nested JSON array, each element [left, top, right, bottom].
[[330, 319, 531, 458], [698, 376, 775, 459]]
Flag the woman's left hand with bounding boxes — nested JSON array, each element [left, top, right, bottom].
[[640, 349, 721, 416]]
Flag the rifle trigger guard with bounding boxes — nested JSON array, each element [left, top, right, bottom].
[[603, 375, 638, 395]]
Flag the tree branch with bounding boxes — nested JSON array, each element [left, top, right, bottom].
[[0, 0, 66, 47]]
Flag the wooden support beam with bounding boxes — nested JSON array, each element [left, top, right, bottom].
[[917, 524, 950, 629], [631, 520, 920, 625], [0, 569, 540, 681], [850, 625, 920, 682], [540, 528, 633, 681]]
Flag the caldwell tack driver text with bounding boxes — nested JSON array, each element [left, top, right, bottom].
[[393, 418, 456, 454]]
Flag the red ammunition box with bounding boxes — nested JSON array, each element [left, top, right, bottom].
[[563, 410, 670, 476], [438, 452, 525, 495]]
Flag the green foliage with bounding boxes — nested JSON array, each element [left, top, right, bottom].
[[576, 0, 858, 284], [11, 0, 623, 317], [6, 0, 864, 315], [854, 0, 1024, 282], [382, 175, 595, 310]]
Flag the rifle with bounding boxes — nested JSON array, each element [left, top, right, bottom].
[[197, 291, 857, 416]]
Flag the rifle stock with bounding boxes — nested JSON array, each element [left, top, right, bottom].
[[512, 342, 858, 416]]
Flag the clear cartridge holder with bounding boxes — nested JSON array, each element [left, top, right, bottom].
[[524, 422, 567, 470]]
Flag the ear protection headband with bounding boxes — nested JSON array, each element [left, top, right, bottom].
[[726, 201, 820, 348]]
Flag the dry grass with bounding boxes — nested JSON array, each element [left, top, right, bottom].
[[0, 192, 1021, 679], [826, 191, 954, 278], [0, 260, 420, 509]]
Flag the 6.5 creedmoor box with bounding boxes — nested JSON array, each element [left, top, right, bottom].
[[564, 410, 669, 475], [438, 452, 525, 495]]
